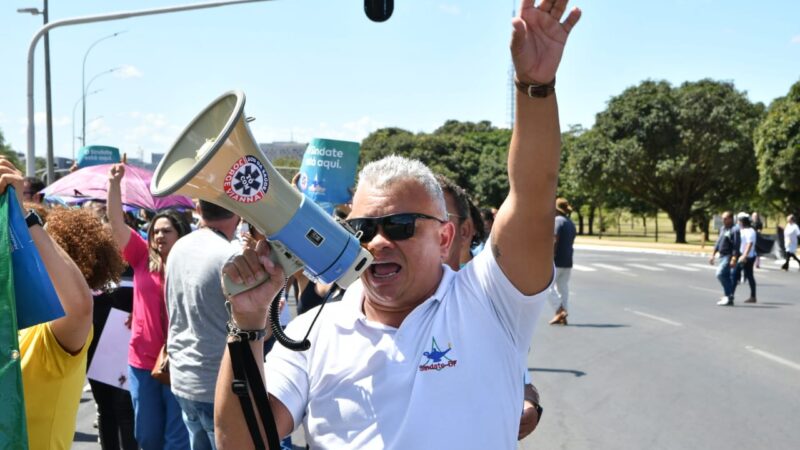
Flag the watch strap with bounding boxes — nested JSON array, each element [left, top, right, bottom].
[[515, 77, 556, 98], [226, 321, 267, 341], [25, 210, 44, 228]]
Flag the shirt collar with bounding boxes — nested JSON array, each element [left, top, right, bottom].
[[334, 264, 457, 329]]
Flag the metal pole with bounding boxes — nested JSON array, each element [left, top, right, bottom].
[[25, 0, 274, 177], [43, 0, 55, 183], [82, 34, 123, 147], [72, 89, 101, 159]]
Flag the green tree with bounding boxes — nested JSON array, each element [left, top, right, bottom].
[[359, 127, 416, 167], [0, 129, 22, 169], [360, 122, 510, 208], [436, 122, 511, 207], [755, 79, 800, 215], [595, 79, 762, 243]]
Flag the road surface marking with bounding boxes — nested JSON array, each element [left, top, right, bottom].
[[658, 263, 699, 272], [624, 308, 683, 327], [688, 263, 717, 270], [593, 263, 629, 271], [626, 263, 664, 271], [745, 346, 800, 372], [593, 263, 638, 276], [571, 264, 597, 272]]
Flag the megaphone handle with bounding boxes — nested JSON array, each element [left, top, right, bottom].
[[221, 240, 305, 297]]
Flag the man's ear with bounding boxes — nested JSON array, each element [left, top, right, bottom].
[[460, 220, 474, 243], [440, 221, 456, 257]]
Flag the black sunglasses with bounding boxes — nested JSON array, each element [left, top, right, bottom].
[[347, 212, 445, 243]]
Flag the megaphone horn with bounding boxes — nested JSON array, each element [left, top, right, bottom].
[[150, 90, 372, 296]]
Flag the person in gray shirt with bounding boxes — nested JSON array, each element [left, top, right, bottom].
[[548, 197, 576, 325], [166, 200, 240, 450]]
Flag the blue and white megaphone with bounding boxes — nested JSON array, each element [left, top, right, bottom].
[[150, 91, 372, 349]]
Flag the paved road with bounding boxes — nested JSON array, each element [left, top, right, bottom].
[[73, 249, 800, 449], [520, 250, 800, 450]]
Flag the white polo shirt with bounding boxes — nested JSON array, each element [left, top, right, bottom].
[[265, 247, 548, 449]]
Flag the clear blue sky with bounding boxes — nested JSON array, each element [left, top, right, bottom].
[[1, 0, 799, 163]]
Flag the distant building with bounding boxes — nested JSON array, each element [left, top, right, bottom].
[[259, 141, 307, 162]]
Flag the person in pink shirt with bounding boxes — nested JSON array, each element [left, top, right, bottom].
[[107, 163, 192, 449]]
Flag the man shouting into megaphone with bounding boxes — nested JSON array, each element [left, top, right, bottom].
[[214, 1, 582, 448]]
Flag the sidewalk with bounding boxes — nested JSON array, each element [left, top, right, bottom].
[[574, 235, 714, 257]]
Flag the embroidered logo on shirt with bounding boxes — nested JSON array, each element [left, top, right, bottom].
[[419, 337, 457, 372]]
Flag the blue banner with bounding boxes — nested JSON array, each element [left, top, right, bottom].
[[297, 138, 360, 214], [76, 145, 120, 168], [5, 188, 64, 329]]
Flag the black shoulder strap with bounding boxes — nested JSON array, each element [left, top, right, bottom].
[[228, 340, 281, 450]]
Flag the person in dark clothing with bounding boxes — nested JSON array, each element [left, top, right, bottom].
[[731, 213, 758, 304], [710, 211, 739, 306], [88, 266, 138, 450], [548, 198, 576, 325]]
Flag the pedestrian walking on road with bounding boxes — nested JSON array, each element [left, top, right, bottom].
[[782, 214, 800, 271], [711, 212, 739, 306], [731, 213, 758, 304], [549, 197, 576, 325]]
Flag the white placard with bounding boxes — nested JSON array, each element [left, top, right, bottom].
[[87, 307, 132, 391]]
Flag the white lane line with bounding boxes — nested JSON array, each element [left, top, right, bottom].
[[624, 308, 683, 327], [658, 263, 700, 272], [745, 346, 800, 372], [572, 264, 597, 272], [593, 263, 638, 277], [688, 263, 717, 270], [626, 263, 664, 271], [593, 263, 629, 271]]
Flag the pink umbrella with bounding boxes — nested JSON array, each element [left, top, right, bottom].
[[41, 163, 195, 211]]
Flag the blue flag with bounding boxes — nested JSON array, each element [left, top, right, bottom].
[[6, 188, 64, 329]]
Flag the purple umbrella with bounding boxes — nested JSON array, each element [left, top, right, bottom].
[[41, 163, 195, 211]]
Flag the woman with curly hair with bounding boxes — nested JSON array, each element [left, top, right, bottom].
[[1, 155, 125, 449], [107, 163, 192, 450]]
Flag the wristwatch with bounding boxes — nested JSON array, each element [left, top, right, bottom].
[[515, 77, 556, 98], [226, 320, 267, 341], [25, 209, 44, 228]]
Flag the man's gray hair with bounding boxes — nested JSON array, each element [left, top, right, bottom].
[[357, 155, 446, 217]]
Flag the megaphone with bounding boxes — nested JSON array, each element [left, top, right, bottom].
[[150, 91, 372, 346]]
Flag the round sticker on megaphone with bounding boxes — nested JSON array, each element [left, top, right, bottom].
[[223, 155, 269, 203]]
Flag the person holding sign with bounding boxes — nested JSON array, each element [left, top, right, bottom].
[[214, 1, 580, 448]]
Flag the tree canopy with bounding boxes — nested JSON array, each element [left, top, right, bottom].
[[593, 79, 763, 242], [755, 79, 800, 215], [0, 128, 22, 169]]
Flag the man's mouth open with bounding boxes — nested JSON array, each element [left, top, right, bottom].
[[370, 262, 401, 279]]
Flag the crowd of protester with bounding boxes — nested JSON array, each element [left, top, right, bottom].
[[5, 155, 546, 449]]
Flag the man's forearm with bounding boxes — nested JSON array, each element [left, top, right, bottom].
[[492, 93, 561, 294], [215, 339, 281, 449]]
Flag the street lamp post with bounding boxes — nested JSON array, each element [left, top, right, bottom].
[[81, 66, 120, 148], [82, 32, 125, 144], [72, 89, 101, 159], [25, 0, 273, 179], [18, 0, 55, 183]]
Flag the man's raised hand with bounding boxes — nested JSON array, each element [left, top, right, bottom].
[[511, 0, 582, 85]]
